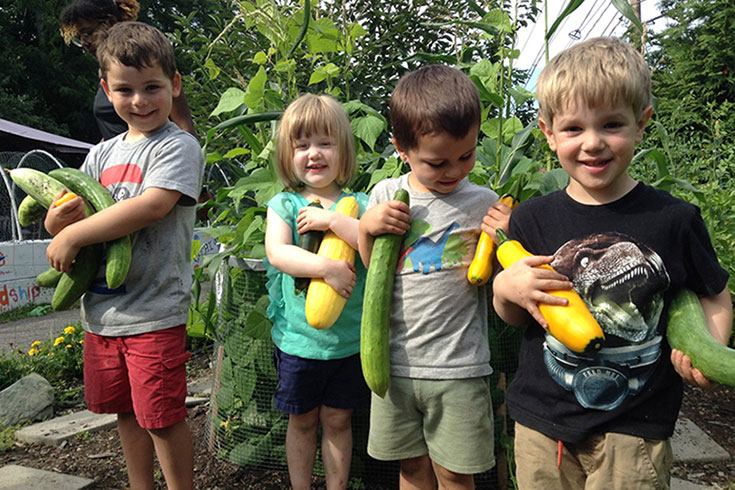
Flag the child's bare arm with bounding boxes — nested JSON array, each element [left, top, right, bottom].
[[357, 200, 411, 267], [46, 187, 181, 272], [297, 206, 359, 250], [671, 286, 733, 389], [266, 207, 356, 298], [492, 255, 574, 328], [44, 191, 87, 236]]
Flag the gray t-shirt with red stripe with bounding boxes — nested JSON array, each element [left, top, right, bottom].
[[79, 122, 203, 336]]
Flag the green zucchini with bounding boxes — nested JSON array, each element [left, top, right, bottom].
[[667, 288, 735, 386], [360, 188, 410, 397], [51, 244, 103, 311], [49, 168, 132, 289], [36, 267, 63, 288], [294, 199, 324, 294], [17, 195, 46, 227]]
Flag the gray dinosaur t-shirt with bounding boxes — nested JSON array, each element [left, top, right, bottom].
[[79, 122, 203, 336], [368, 174, 497, 379]]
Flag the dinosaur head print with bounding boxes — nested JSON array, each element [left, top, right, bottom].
[[551, 232, 670, 343]]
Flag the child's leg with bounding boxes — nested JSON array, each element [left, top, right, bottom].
[[513, 422, 585, 490], [399, 455, 435, 490], [286, 407, 320, 490], [148, 419, 193, 490], [319, 406, 353, 489], [117, 412, 155, 490], [581, 432, 672, 490], [431, 461, 475, 489]]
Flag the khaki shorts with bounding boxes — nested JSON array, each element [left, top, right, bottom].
[[514, 422, 673, 490], [367, 376, 495, 474]]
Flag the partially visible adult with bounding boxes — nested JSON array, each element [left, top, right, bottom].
[[59, 0, 196, 140]]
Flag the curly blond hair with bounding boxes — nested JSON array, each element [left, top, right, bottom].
[[59, 0, 140, 45]]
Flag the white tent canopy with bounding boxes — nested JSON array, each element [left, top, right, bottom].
[[0, 117, 93, 154]]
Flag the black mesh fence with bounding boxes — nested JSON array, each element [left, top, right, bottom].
[[206, 257, 522, 489]]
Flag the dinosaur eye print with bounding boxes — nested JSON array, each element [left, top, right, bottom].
[[579, 256, 590, 268]]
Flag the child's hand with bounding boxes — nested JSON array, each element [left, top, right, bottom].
[[46, 228, 81, 273], [493, 255, 573, 328], [323, 259, 357, 299], [44, 190, 86, 236], [360, 200, 411, 237], [297, 205, 332, 234], [670, 349, 718, 390], [481, 200, 513, 243]]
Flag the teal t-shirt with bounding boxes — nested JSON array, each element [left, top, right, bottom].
[[264, 191, 368, 360]]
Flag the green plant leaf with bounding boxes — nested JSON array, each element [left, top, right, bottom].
[[611, 0, 644, 34], [210, 87, 246, 117], [351, 114, 384, 152], [243, 67, 267, 109]]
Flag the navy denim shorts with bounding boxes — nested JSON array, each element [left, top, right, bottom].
[[273, 346, 371, 414]]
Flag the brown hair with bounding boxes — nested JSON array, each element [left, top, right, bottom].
[[390, 64, 481, 151], [96, 21, 177, 81], [59, 0, 140, 45], [537, 37, 652, 128], [275, 94, 356, 192]]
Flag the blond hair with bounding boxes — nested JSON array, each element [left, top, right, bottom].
[[536, 37, 651, 128], [275, 94, 356, 192]]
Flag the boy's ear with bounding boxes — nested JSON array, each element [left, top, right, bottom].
[[100, 78, 112, 102], [538, 117, 557, 151], [635, 105, 654, 142], [391, 137, 410, 163], [172, 72, 182, 98]]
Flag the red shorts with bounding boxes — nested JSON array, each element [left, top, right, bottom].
[[83, 325, 191, 429]]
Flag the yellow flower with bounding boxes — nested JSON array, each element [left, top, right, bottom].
[[28, 348, 39, 356], [79, 340, 84, 345], [64, 326, 76, 335], [31, 340, 41, 347], [48, 352, 55, 357], [66, 344, 72, 349], [54, 336, 65, 346]]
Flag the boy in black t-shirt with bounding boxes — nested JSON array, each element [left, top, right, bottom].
[[492, 37, 732, 489]]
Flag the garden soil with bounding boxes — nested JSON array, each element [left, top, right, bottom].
[[1, 350, 735, 488]]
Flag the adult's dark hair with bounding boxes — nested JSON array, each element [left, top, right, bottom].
[[59, 0, 140, 44]]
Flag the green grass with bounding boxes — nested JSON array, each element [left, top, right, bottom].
[[0, 303, 52, 324]]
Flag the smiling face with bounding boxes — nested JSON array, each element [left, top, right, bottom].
[[101, 60, 181, 141], [539, 99, 652, 204], [396, 126, 479, 194], [291, 131, 341, 196]]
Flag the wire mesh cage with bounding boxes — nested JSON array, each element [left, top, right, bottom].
[[206, 256, 520, 488], [0, 150, 67, 242]]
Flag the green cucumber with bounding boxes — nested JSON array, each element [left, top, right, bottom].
[[667, 288, 735, 386], [51, 244, 103, 311], [360, 188, 410, 397], [36, 267, 63, 288], [49, 168, 132, 289], [294, 199, 324, 294], [18, 195, 46, 227]]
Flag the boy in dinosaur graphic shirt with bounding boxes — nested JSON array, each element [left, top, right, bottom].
[[358, 64, 512, 489]]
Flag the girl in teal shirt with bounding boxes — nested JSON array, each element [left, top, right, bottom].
[[264, 94, 369, 489]]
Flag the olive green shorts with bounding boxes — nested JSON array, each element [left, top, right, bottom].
[[367, 376, 495, 474]]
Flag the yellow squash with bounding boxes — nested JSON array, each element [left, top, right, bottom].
[[467, 194, 519, 285], [495, 229, 605, 353], [305, 196, 360, 329]]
